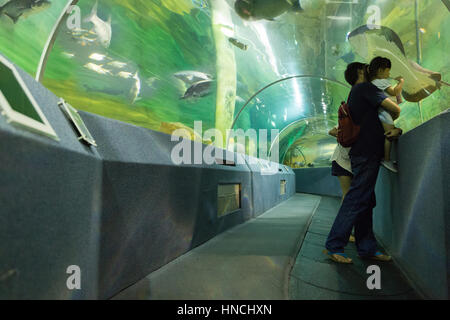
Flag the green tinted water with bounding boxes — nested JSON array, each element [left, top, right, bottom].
[[0, 0, 448, 166]]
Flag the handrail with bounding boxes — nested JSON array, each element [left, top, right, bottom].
[[36, 0, 79, 82], [227, 75, 350, 151]]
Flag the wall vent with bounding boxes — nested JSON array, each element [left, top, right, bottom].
[[217, 184, 241, 217], [215, 158, 236, 166], [280, 180, 286, 195]]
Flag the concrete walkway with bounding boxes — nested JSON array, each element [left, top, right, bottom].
[[113, 193, 321, 299], [289, 196, 420, 300], [113, 193, 420, 300]]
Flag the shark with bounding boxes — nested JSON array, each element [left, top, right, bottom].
[[174, 70, 212, 86], [234, 0, 303, 21], [348, 24, 449, 103], [84, 1, 112, 48], [0, 0, 51, 23], [180, 79, 214, 99]]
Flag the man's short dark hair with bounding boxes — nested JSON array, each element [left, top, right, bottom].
[[344, 62, 367, 86]]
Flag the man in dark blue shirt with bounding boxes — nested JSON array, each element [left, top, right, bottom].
[[325, 62, 402, 263]]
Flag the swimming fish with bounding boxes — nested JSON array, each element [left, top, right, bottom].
[[89, 53, 106, 61], [117, 71, 134, 79], [174, 71, 212, 86], [234, 0, 302, 21], [77, 36, 97, 46], [235, 96, 246, 105], [129, 71, 141, 104], [62, 52, 75, 59], [331, 44, 341, 56], [180, 79, 214, 99], [229, 37, 248, 50], [84, 62, 111, 75], [84, 1, 112, 48], [0, 0, 51, 23], [107, 60, 127, 69], [348, 24, 448, 102]]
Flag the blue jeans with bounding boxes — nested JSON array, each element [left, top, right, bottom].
[[325, 153, 381, 257]]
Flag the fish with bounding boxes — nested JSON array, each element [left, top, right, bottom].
[[84, 62, 111, 75], [145, 76, 159, 87], [180, 79, 214, 99], [76, 36, 97, 46], [235, 96, 246, 105], [229, 37, 248, 50], [68, 28, 97, 46], [331, 44, 341, 56], [107, 60, 127, 69], [117, 71, 134, 79], [0, 0, 51, 23], [84, 1, 112, 48], [67, 28, 96, 36], [62, 52, 75, 59], [174, 71, 212, 86], [129, 71, 141, 104], [89, 53, 106, 61], [348, 24, 449, 102], [234, 0, 302, 21]]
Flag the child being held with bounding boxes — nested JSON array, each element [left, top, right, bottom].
[[368, 56, 404, 173]]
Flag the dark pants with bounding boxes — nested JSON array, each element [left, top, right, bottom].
[[325, 153, 381, 257]]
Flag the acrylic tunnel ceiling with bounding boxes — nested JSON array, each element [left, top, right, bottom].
[[0, 0, 449, 167]]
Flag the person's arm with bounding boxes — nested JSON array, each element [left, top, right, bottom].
[[385, 86, 396, 96], [385, 127, 403, 140], [385, 82, 404, 97], [393, 77, 404, 96], [328, 126, 338, 138], [380, 97, 401, 120]]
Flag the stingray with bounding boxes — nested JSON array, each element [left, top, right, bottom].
[[348, 24, 449, 103]]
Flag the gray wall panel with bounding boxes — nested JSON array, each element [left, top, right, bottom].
[[77, 111, 256, 298], [246, 157, 296, 217], [294, 167, 342, 197], [290, 111, 450, 299], [0, 55, 102, 299], [373, 111, 450, 299]]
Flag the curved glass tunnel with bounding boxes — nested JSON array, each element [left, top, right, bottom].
[[0, 0, 449, 301], [1, 0, 448, 164]]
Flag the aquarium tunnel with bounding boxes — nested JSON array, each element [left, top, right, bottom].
[[0, 0, 449, 300]]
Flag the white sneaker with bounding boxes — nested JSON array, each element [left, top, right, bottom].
[[381, 160, 398, 173]]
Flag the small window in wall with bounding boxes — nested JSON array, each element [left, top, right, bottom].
[[217, 184, 241, 217], [58, 98, 97, 147], [0, 55, 58, 140], [280, 180, 286, 195]]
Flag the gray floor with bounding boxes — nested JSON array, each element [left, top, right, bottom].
[[112, 193, 321, 299], [289, 196, 420, 300], [112, 193, 420, 300]]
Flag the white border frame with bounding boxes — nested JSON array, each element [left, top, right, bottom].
[[0, 55, 59, 140]]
